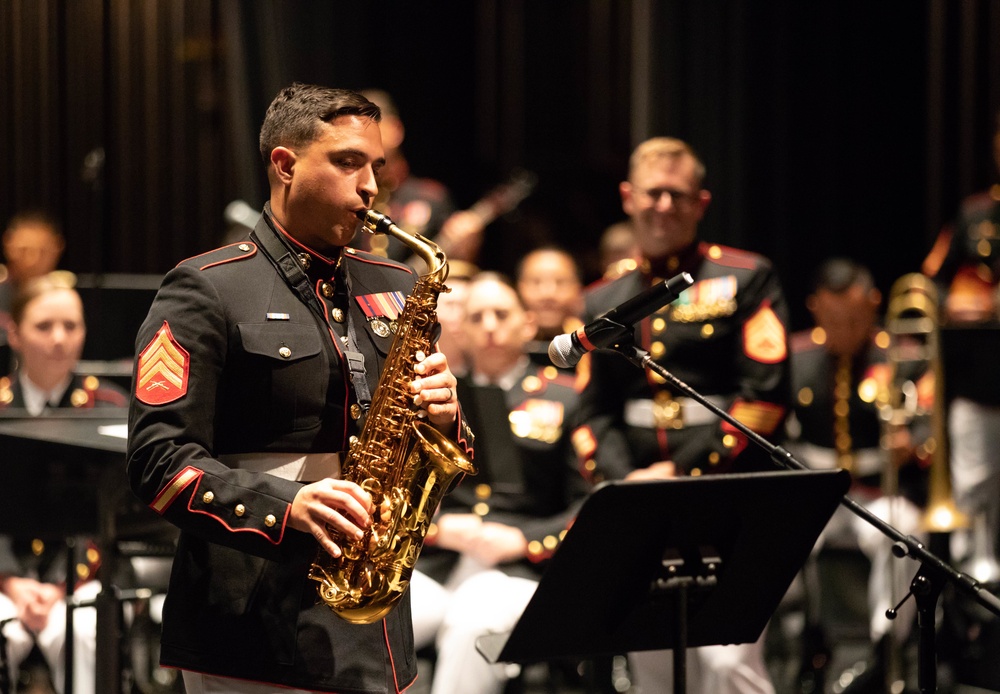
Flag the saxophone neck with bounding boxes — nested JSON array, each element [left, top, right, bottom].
[[357, 209, 448, 282]]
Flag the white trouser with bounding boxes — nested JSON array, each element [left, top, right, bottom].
[[840, 496, 923, 641], [0, 579, 99, 694], [948, 397, 1000, 563], [789, 442, 924, 641], [629, 633, 774, 694], [410, 558, 538, 694]]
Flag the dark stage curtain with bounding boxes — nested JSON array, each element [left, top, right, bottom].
[[2, 0, 998, 331]]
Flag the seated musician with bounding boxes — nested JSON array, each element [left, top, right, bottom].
[[410, 272, 590, 693], [0, 272, 127, 694]]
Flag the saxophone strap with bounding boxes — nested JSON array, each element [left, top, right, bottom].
[[252, 208, 372, 414]]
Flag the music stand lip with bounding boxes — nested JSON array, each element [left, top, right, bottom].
[[477, 468, 850, 665]]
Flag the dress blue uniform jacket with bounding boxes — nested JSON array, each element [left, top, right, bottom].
[[126, 206, 473, 693], [575, 241, 789, 479]]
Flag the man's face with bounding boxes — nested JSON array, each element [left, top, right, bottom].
[[464, 279, 537, 379], [620, 154, 710, 260], [808, 285, 880, 357], [436, 278, 470, 368], [276, 115, 385, 251], [9, 289, 86, 384], [516, 251, 582, 336], [3, 224, 63, 284]]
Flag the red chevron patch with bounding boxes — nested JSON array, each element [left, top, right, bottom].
[[136, 321, 190, 405]]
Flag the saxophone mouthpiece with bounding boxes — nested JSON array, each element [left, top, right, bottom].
[[357, 209, 396, 236]]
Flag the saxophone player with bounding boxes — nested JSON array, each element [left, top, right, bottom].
[[127, 83, 474, 694]]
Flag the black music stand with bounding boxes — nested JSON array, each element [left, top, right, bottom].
[[477, 469, 850, 693]]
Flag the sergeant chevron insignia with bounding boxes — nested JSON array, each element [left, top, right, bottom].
[[136, 321, 190, 405], [743, 303, 786, 364]]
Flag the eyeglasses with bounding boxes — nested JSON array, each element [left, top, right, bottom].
[[635, 187, 699, 205]]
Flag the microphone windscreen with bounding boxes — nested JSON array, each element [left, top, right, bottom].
[[547, 333, 577, 369]]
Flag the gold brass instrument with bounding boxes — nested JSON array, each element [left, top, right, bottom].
[[308, 209, 476, 624], [879, 273, 966, 532]]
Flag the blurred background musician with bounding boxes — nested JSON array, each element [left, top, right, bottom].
[[922, 108, 1000, 574], [515, 246, 584, 370], [573, 136, 788, 694], [0, 272, 128, 694], [411, 272, 589, 694], [0, 212, 67, 379], [784, 258, 927, 693]]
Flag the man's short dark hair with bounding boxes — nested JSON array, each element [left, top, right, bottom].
[[812, 257, 875, 294], [259, 83, 381, 163]]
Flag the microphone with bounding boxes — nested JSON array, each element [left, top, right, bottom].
[[548, 272, 695, 368]]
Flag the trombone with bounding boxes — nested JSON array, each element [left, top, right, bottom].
[[879, 273, 966, 533]]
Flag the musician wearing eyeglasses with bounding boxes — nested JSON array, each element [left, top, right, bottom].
[[574, 137, 789, 694]]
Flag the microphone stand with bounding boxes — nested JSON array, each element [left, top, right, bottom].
[[607, 337, 1000, 694]]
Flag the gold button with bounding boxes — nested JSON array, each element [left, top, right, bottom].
[[278, 346, 292, 359], [76, 563, 90, 579], [321, 282, 334, 298], [542, 366, 558, 380], [652, 317, 666, 332], [584, 459, 596, 471], [650, 341, 665, 358], [332, 307, 345, 323], [70, 389, 89, 407], [708, 245, 722, 259], [798, 387, 814, 406], [473, 502, 489, 516], [708, 452, 720, 465], [528, 540, 543, 556], [811, 327, 827, 345], [475, 484, 492, 500], [234, 504, 246, 517], [722, 434, 737, 448], [31, 539, 44, 556], [202, 491, 214, 504], [522, 375, 543, 393], [350, 403, 362, 420], [83, 375, 100, 390], [700, 324, 714, 338], [264, 514, 276, 528], [543, 535, 558, 550], [298, 253, 311, 269], [690, 467, 703, 476], [87, 547, 100, 563], [239, 243, 251, 252]]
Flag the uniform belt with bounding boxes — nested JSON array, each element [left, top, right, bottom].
[[219, 452, 342, 482], [785, 442, 883, 478], [623, 395, 728, 429]]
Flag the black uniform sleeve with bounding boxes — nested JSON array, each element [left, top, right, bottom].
[[126, 265, 304, 561]]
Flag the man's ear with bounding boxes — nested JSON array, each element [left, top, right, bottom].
[[619, 181, 635, 216], [6, 325, 21, 354], [522, 310, 539, 343], [270, 146, 296, 185]]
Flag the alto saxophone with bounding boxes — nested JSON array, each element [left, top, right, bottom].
[[308, 209, 476, 624]]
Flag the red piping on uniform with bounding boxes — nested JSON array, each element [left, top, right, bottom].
[[176, 242, 258, 270], [183, 475, 288, 545], [347, 253, 416, 274], [383, 620, 406, 693]]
